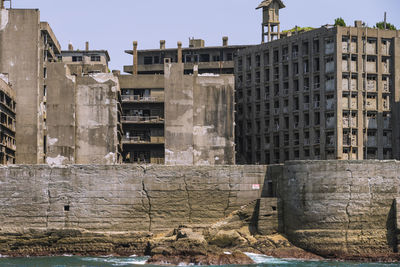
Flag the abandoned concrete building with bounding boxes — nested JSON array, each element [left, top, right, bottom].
[[1, 0, 400, 166], [119, 46, 235, 165], [235, 0, 400, 164], [124, 38, 248, 75], [0, 74, 16, 164], [0, 7, 61, 164], [45, 42, 123, 165], [0, 4, 122, 165]]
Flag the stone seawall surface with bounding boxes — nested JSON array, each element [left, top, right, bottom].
[[0, 165, 267, 233], [2, 161, 400, 261], [279, 160, 400, 260]]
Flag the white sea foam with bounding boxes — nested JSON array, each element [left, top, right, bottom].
[[80, 256, 150, 266], [244, 252, 291, 264]]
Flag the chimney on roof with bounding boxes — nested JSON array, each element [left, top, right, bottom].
[[160, 40, 166, 50], [354, 20, 363, 28], [85, 41, 89, 51], [68, 42, 73, 51], [223, 36, 229, 47], [177, 41, 182, 63], [132, 41, 138, 76]]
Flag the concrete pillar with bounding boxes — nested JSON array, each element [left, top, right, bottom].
[[85, 41, 89, 51], [177, 41, 182, 63], [133, 41, 138, 76], [68, 43, 74, 51], [160, 40, 166, 50], [223, 36, 228, 47]]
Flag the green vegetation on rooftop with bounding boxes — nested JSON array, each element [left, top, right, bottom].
[[376, 21, 397, 30], [282, 26, 315, 34]]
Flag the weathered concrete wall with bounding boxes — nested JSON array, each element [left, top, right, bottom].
[[0, 164, 267, 233], [279, 160, 400, 259], [0, 9, 41, 164], [193, 74, 235, 165], [46, 63, 76, 164], [75, 74, 121, 164], [46, 69, 121, 165], [164, 63, 194, 165], [164, 63, 235, 165]]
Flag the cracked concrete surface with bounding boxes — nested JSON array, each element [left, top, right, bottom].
[[281, 160, 400, 259], [0, 165, 266, 233]]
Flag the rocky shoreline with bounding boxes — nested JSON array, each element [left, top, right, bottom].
[[1, 201, 399, 264], [0, 201, 322, 265]]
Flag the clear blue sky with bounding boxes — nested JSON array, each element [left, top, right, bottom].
[[12, 0, 400, 71]]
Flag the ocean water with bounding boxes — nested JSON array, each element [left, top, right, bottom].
[[0, 253, 399, 267]]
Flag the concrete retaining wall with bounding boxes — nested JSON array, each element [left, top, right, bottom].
[[0, 165, 267, 233], [279, 160, 400, 258]]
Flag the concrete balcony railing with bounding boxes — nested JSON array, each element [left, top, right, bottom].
[[325, 62, 335, 73], [325, 43, 334, 55], [121, 95, 164, 102], [123, 136, 165, 144], [122, 116, 164, 124], [366, 118, 378, 129], [343, 117, 357, 128]]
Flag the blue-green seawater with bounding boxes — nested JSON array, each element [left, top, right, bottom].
[[0, 254, 400, 267]]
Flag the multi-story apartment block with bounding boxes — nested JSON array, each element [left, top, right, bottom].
[[0, 7, 60, 164], [0, 74, 16, 164], [124, 38, 248, 75], [235, 0, 400, 164], [120, 44, 235, 165]]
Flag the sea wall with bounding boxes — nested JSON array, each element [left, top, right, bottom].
[[2, 161, 400, 260], [0, 164, 267, 233], [279, 160, 400, 259]]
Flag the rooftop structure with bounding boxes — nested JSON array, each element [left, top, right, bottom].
[[60, 42, 110, 75], [257, 0, 285, 43], [124, 38, 249, 75]]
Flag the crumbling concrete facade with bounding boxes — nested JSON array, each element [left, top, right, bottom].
[[164, 63, 235, 165], [46, 63, 122, 165], [0, 8, 60, 164], [0, 74, 15, 164], [235, 23, 400, 163], [119, 53, 235, 165]]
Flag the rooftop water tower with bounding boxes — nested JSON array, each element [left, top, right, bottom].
[[256, 0, 285, 43]]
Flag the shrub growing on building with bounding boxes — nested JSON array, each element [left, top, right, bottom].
[[376, 21, 397, 30], [334, 18, 346, 27]]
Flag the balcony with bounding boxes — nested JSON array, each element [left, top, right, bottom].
[[121, 95, 164, 103], [123, 136, 165, 145], [366, 136, 377, 147], [325, 62, 335, 73], [326, 117, 335, 128], [122, 116, 164, 124], [325, 79, 335, 91], [366, 81, 376, 92], [325, 43, 334, 55], [343, 135, 357, 146], [366, 118, 377, 129], [343, 117, 357, 128]]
